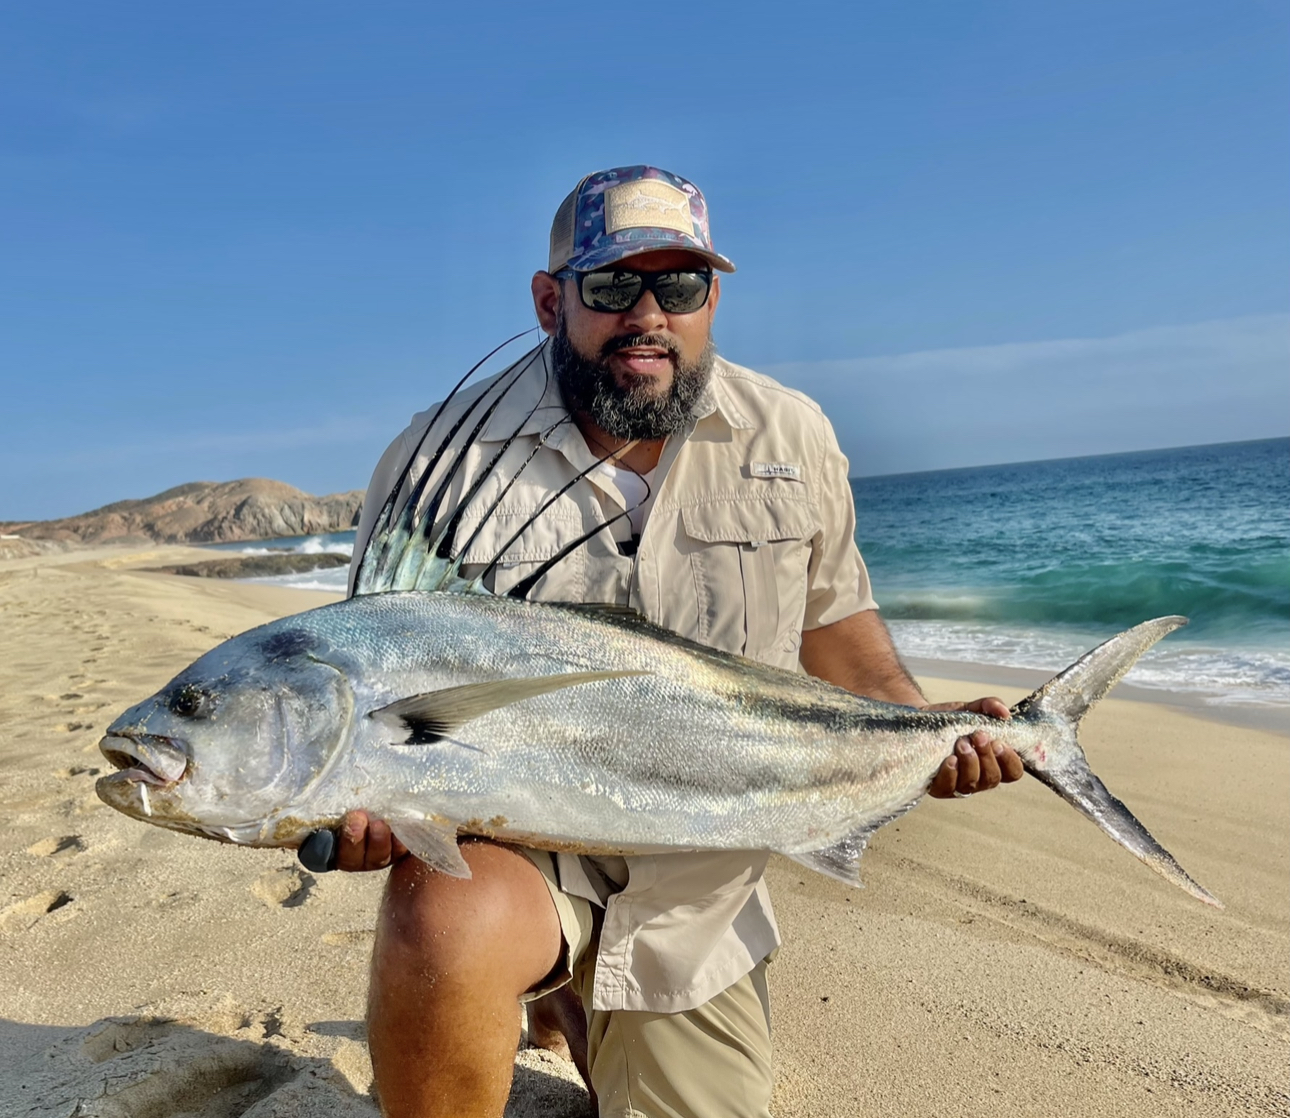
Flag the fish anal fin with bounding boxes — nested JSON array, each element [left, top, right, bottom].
[[371, 670, 650, 744], [787, 835, 869, 887], [387, 814, 471, 878], [788, 802, 920, 888]]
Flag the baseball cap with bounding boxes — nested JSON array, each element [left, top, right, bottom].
[[548, 165, 736, 275]]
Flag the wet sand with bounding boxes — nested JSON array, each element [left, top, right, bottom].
[[1, 548, 1285, 1116]]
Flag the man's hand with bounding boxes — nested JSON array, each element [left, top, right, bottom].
[[298, 810, 409, 873], [924, 697, 1024, 798], [801, 614, 1025, 800]]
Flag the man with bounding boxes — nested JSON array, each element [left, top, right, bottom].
[[320, 166, 1022, 1118]]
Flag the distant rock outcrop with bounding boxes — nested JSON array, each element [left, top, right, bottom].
[[148, 553, 352, 579], [0, 480, 364, 547]]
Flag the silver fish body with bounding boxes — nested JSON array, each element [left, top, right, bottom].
[[97, 592, 1219, 905]]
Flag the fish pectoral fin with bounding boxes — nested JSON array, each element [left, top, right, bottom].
[[369, 671, 650, 744], [387, 814, 471, 878]]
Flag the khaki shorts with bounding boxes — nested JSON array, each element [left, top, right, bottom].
[[520, 849, 773, 1118]]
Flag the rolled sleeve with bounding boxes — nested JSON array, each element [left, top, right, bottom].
[[802, 414, 877, 630]]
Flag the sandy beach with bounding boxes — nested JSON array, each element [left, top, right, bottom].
[[1, 548, 1286, 1117]]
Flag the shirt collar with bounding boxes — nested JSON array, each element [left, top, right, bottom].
[[700, 359, 755, 431]]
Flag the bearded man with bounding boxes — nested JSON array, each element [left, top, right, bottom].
[[314, 165, 1021, 1118]]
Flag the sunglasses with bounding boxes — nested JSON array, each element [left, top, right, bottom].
[[554, 267, 713, 315]]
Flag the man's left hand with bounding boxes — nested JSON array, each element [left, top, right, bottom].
[[924, 697, 1024, 799]]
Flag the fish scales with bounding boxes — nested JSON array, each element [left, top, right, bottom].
[[316, 594, 939, 849], [313, 594, 933, 852]]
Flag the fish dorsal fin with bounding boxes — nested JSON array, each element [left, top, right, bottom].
[[553, 602, 649, 622], [370, 670, 650, 743], [501, 452, 653, 601], [353, 329, 538, 596], [386, 346, 549, 593], [352, 333, 658, 600]]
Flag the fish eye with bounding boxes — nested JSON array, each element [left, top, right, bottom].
[[169, 684, 213, 719]]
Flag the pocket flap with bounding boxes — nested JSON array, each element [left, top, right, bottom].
[[680, 500, 818, 545], [455, 506, 585, 565]]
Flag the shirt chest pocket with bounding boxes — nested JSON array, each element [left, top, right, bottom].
[[678, 499, 819, 667], [454, 505, 589, 601]]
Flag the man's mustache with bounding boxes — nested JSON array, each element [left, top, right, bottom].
[[599, 333, 682, 361]]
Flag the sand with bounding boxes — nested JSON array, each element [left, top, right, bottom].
[[1, 547, 1286, 1117]]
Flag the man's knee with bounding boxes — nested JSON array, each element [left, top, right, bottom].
[[374, 840, 563, 992]]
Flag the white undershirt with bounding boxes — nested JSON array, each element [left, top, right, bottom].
[[595, 462, 657, 538]]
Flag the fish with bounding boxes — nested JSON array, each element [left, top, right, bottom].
[[95, 342, 1221, 907]]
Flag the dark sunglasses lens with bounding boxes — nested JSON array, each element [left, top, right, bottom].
[[652, 272, 711, 313], [581, 271, 644, 312]]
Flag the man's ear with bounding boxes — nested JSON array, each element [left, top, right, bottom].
[[707, 273, 721, 325], [532, 271, 562, 335]]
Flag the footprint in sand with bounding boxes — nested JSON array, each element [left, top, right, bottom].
[[26, 1015, 377, 1116], [251, 866, 316, 908], [153, 888, 202, 910], [0, 889, 74, 932], [80, 1016, 181, 1063], [26, 834, 85, 857], [56, 764, 102, 779]]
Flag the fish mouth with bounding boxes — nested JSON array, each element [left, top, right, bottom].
[[99, 732, 190, 787]]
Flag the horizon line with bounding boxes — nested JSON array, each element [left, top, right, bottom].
[[848, 434, 1288, 483]]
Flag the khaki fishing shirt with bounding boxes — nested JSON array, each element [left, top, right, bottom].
[[349, 338, 876, 1013]]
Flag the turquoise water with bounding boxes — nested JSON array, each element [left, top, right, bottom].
[[211, 438, 1289, 710], [853, 438, 1289, 708]]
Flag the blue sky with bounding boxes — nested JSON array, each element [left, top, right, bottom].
[[2, 2, 1286, 519]]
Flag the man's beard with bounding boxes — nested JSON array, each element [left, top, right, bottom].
[[551, 317, 715, 441]]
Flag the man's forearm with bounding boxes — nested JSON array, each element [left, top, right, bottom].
[[799, 609, 927, 706], [799, 607, 1022, 799]]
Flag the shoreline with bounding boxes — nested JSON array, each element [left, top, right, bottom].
[[8, 543, 1282, 735], [905, 655, 1290, 736], [15, 540, 1285, 737]]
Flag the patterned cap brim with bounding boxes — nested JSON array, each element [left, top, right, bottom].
[[566, 236, 736, 274]]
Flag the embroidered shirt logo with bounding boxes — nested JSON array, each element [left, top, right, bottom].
[[604, 180, 694, 235], [751, 461, 802, 480]]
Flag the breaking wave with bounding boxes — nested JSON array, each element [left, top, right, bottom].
[[856, 439, 1289, 711]]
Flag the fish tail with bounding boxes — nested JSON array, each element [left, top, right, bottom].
[[1011, 616, 1222, 908]]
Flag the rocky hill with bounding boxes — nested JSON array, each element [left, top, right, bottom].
[[1, 479, 364, 547]]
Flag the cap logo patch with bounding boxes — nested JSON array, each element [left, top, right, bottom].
[[604, 180, 693, 236]]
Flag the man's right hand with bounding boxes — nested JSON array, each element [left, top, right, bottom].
[[299, 810, 409, 873]]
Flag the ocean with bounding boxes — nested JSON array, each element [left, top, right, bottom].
[[209, 438, 1289, 714], [855, 438, 1288, 712]]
